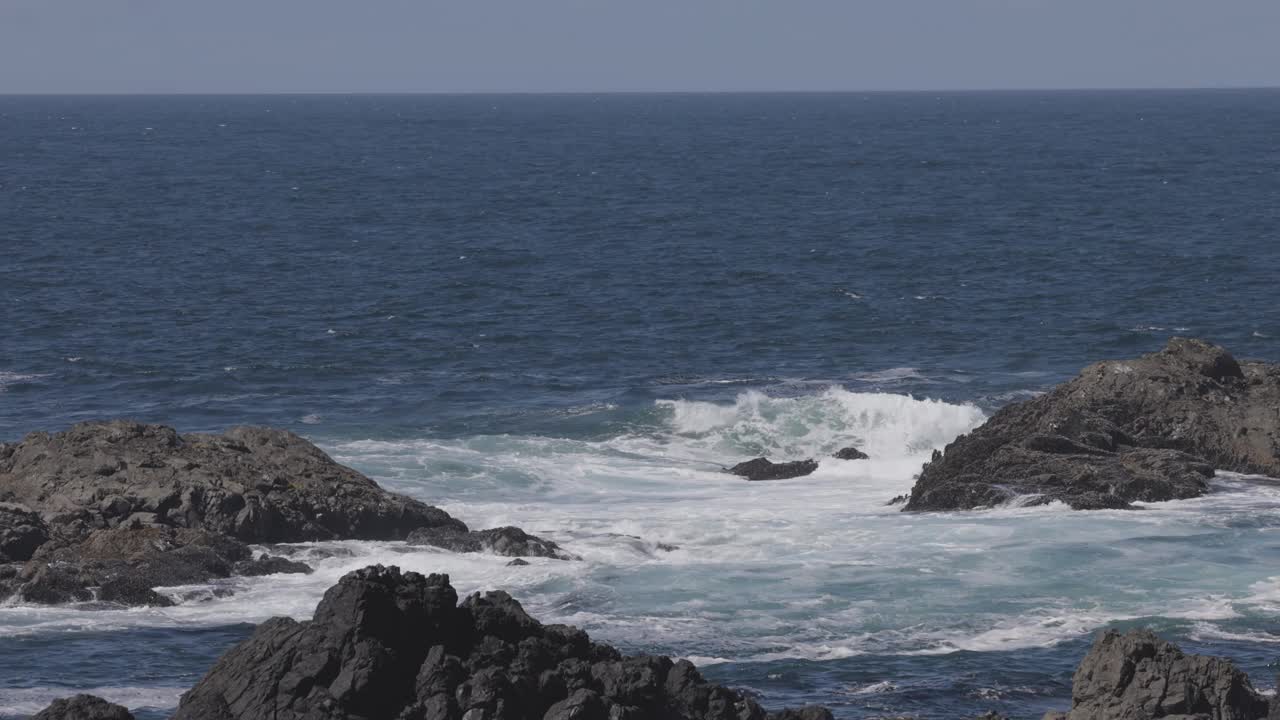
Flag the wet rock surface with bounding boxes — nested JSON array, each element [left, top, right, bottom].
[[407, 525, 577, 560], [31, 694, 135, 720], [173, 564, 833, 720], [728, 458, 819, 481], [906, 339, 1280, 510], [1045, 629, 1272, 720]]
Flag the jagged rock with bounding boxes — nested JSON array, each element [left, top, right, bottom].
[[832, 447, 869, 461], [0, 420, 465, 544], [1046, 629, 1271, 720], [31, 694, 134, 720], [172, 565, 831, 720], [727, 458, 819, 481], [0, 501, 48, 561], [505, 558, 530, 567], [906, 339, 1280, 511], [407, 525, 577, 560]]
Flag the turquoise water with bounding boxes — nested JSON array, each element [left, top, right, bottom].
[[2, 92, 1280, 718]]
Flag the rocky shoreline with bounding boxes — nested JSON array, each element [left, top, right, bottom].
[[0, 421, 567, 606], [905, 338, 1280, 511], [28, 566, 1280, 720], [34, 565, 837, 720], [8, 339, 1280, 718]]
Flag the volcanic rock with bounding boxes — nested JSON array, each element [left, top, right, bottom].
[[1045, 629, 1271, 720], [728, 458, 819, 481], [172, 564, 832, 720], [905, 339, 1280, 511], [31, 694, 134, 720]]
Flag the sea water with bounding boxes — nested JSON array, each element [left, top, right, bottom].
[[2, 92, 1280, 718]]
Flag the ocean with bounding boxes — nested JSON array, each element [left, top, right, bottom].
[[2, 91, 1280, 718]]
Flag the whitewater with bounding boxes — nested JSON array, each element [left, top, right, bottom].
[[5, 388, 1280, 717]]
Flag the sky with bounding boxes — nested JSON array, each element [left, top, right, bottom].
[[2, 0, 1280, 93]]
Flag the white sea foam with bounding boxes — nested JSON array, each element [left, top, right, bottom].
[[0, 686, 184, 715], [0, 372, 49, 392], [3, 389, 1280, 674]]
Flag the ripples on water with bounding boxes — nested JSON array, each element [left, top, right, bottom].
[[2, 91, 1280, 718]]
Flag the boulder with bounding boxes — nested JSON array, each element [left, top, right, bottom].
[[727, 458, 819, 481], [0, 421, 466, 544], [31, 694, 134, 720], [832, 447, 869, 461], [0, 501, 48, 561], [406, 525, 578, 560], [1047, 629, 1271, 720], [906, 339, 1280, 511], [172, 564, 831, 720]]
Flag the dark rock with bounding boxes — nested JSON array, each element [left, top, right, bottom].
[[905, 339, 1280, 511], [0, 501, 48, 562], [728, 458, 819, 481], [0, 420, 466, 544], [31, 694, 134, 720], [9, 526, 255, 606], [1048, 629, 1270, 720], [172, 564, 831, 720], [407, 525, 577, 560], [832, 446, 870, 461], [235, 553, 314, 577], [506, 558, 530, 567]]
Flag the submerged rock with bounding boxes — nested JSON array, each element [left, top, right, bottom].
[[406, 525, 578, 560], [832, 446, 870, 461], [905, 339, 1280, 511], [32, 694, 134, 720], [172, 564, 832, 720], [728, 458, 819, 481], [1045, 629, 1271, 720]]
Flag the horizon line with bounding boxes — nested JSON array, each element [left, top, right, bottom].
[[3, 85, 1280, 97]]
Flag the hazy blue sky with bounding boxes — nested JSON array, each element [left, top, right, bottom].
[[3, 0, 1280, 93]]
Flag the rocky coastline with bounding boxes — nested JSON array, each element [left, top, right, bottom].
[[9, 339, 1280, 718], [905, 338, 1280, 511], [28, 567, 1280, 720], [0, 421, 567, 606]]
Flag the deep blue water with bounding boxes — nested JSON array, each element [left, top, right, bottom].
[[2, 92, 1280, 719]]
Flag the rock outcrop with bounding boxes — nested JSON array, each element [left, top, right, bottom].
[[31, 694, 135, 720], [0, 421, 463, 543], [0, 526, 310, 606], [1044, 629, 1271, 720], [906, 339, 1280, 510], [832, 447, 869, 461], [0, 421, 568, 606], [172, 565, 832, 720], [728, 458, 819, 481]]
